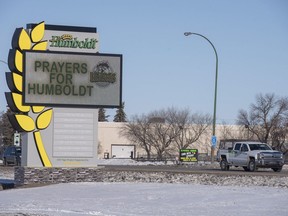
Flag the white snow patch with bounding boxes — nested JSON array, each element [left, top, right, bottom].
[[97, 158, 176, 166], [0, 182, 287, 216]]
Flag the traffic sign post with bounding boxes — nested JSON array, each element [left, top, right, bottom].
[[211, 135, 217, 148], [211, 135, 217, 163]]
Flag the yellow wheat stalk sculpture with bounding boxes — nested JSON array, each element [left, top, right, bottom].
[[7, 22, 52, 167]]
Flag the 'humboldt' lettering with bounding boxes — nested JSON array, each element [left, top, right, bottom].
[[49, 35, 98, 49], [27, 83, 93, 96]]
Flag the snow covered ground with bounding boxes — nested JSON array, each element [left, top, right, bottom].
[[0, 182, 287, 216], [0, 159, 288, 216]]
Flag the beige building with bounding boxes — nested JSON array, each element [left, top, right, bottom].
[[98, 122, 242, 159], [98, 122, 133, 159]]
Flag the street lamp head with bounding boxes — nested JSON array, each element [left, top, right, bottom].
[[184, 32, 192, 36]]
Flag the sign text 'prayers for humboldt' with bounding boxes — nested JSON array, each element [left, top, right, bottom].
[[23, 50, 122, 108]]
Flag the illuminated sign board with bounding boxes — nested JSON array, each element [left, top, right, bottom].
[[23, 50, 122, 108], [179, 149, 198, 162]]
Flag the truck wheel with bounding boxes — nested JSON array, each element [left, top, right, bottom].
[[243, 167, 249, 171], [248, 159, 256, 172], [3, 158, 7, 166], [220, 159, 229, 171], [272, 167, 282, 172], [16, 159, 21, 166]]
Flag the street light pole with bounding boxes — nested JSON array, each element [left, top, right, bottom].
[[184, 32, 219, 161]]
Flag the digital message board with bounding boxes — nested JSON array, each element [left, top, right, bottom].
[[23, 50, 122, 108], [179, 149, 198, 162]]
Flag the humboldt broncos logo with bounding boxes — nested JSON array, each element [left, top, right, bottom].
[[90, 61, 116, 87]]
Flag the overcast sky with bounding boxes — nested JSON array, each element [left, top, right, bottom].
[[0, 0, 287, 124]]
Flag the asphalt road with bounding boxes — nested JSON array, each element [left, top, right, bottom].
[[102, 164, 288, 177]]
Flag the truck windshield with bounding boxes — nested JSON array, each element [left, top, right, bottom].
[[248, 144, 272, 151]]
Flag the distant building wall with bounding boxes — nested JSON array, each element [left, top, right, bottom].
[[98, 122, 242, 159], [98, 122, 135, 158]]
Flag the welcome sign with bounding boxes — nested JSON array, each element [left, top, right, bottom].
[[5, 22, 121, 167], [23, 51, 122, 108]]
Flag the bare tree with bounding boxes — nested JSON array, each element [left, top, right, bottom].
[[0, 109, 14, 146], [120, 114, 153, 159], [172, 110, 212, 151], [146, 108, 179, 159], [269, 110, 288, 154], [0, 109, 15, 156], [237, 93, 288, 152], [218, 121, 255, 141], [121, 107, 212, 159]]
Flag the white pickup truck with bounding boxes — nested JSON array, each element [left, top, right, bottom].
[[217, 141, 284, 172]]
